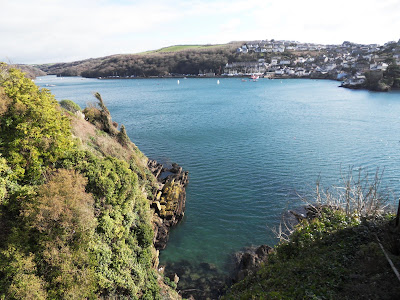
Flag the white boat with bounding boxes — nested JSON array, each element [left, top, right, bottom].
[[217, 80, 220, 85], [251, 74, 259, 81], [177, 80, 180, 85]]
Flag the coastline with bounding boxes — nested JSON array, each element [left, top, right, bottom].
[[91, 75, 399, 92], [32, 73, 400, 300]]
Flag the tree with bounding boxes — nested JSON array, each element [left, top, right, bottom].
[[0, 65, 73, 184], [117, 124, 131, 147], [83, 93, 118, 136], [23, 169, 97, 299]]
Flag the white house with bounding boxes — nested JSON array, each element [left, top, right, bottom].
[[377, 63, 388, 71], [285, 69, 295, 75], [271, 58, 279, 65], [297, 57, 306, 64], [280, 60, 291, 65], [325, 64, 337, 71]]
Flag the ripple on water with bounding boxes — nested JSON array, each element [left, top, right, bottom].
[[35, 77, 400, 289]]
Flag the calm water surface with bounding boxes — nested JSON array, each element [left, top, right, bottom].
[[36, 76, 400, 271]]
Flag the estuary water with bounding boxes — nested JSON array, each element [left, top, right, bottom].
[[36, 76, 400, 273]]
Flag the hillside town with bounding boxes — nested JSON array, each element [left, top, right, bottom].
[[31, 38, 400, 92], [222, 39, 400, 90]]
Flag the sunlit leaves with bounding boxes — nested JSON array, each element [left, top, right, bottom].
[[0, 67, 73, 184]]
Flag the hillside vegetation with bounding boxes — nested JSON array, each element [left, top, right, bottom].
[[0, 64, 177, 299], [224, 176, 400, 300], [140, 44, 226, 54], [35, 42, 255, 78]]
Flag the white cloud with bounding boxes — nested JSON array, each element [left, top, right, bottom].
[[0, 0, 182, 63], [249, 0, 400, 44], [0, 0, 399, 64]]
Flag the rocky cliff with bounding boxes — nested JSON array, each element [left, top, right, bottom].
[[148, 160, 189, 250]]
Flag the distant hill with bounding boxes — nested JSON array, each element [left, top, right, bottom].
[[14, 64, 46, 78], [138, 44, 228, 54], [34, 42, 260, 78]]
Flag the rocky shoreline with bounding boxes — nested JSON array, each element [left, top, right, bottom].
[[145, 157, 345, 300], [224, 205, 333, 294], [150, 184, 331, 300], [147, 160, 189, 250]]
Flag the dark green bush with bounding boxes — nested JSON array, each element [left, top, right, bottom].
[[59, 99, 81, 113]]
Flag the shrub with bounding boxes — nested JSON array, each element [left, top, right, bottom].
[[0, 248, 48, 300], [59, 99, 81, 113], [0, 66, 161, 299], [117, 124, 131, 147], [0, 66, 73, 184], [23, 169, 97, 299], [59, 150, 158, 298]]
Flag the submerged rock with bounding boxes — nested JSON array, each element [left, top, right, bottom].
[[163, 260, 229, 300]]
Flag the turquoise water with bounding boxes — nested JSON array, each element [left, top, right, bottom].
[[36, 76, 400, 271]]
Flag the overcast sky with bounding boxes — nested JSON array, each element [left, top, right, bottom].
[[1, 0, 399, 64]]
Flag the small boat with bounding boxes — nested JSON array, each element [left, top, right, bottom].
[[251, 74, 259, 81], [217, 80, 220, 85], [177, 80, 180, 85]]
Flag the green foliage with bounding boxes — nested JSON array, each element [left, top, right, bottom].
[[156, 44, 225, 53], [224, 209, 398, 299], [117, 124, 131, 147], [0, 66, 161, 299], [365, 62, 400, 91], [136, 222, 154, 249], [82, 105, 102, 125], [276, 208, 361, 260], [0, 247, 48, 300], [24, 169, 97, 299], [163, 276, 177, 290], [0, 156, 13, 205], [59, 149, 159, 298], [59, 99, 81, 113], [83, 93, 117, 135], [0, 66, 73, 184], [384, 63, 400, 88], [35, 43, 248, 78]]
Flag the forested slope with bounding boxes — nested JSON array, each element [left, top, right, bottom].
[[0, 63, 177, 299], [36, 42, 257, 78]]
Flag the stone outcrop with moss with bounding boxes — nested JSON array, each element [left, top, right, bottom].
[[147, 160, 189, 250]]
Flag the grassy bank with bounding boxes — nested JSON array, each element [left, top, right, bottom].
[[224, 174, 400, 299]]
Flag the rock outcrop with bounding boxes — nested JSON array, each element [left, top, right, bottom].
[[148, 160, 189, 250], [232, 245, 274, 283]]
